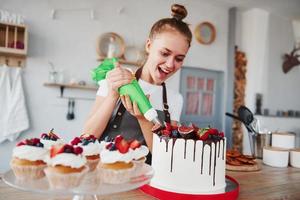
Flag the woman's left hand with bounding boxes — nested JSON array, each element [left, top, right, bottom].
[[120, 94, 145, 120]]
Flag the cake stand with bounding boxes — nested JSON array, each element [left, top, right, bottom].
[[140, 175, 239, 200], [3, 164, 154, 200]]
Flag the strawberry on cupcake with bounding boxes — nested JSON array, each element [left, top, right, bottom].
[[10, 138, 48, 180], [98, 135, 136, 184], [44, 144, 88, 189]]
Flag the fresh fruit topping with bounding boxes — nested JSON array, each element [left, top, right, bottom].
[[114, 135, 130, 154], [50, 144, 65, 158], [178, 125, 194, 134], [73, 146, 83, 154], [41, 128, 60, 141], [80, 134, 96, 141], [191, 123, 199, 132], [105, 142, 113, 149], [171, 129, 180, 138], [71, 137, 81, 145], [16, 141, 26, 146], [165, 122, 172, 131], [129, 139, 141, 150]]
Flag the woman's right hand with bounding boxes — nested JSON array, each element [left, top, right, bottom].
[[106, 62, 134, 98]]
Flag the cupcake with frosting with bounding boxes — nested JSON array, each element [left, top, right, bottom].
[[71, 134, 100, 172], [40, 129, 64, 149], [98, 135, 136, 184], [10, 138, 48, 180], [129, 140, 149, 173], [44, 144, 88, 189]]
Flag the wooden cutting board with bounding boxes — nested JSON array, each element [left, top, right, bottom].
[[226, 159, 262, 172]]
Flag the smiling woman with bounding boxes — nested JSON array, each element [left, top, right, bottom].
[[83, 4, 192, 165]]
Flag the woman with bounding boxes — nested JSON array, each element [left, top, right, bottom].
[[83, 4, 192, 163]]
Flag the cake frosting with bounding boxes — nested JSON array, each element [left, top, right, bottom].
[[13, 145, 48, 162], [100, 147, 134, 164], [132, 145, 149, 160], [79, 140, 101, 156], [46, 153, 86, 168], [150, 124, 226, 194], [40, 129, 64, 149]]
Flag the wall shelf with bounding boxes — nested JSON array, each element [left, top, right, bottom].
[[44, 82, 98, 91], [0, 22, 28, 67], [44, 82, 97, 101]]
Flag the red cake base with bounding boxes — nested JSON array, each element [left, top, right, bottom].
[[140, 175, 239, 200]]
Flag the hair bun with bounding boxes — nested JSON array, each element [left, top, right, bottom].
[[171, 4, 187, 21]]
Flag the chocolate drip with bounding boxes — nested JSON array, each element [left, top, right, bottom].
[[218, 141, 220, 158], [170, 138, 177, 172], [193, 140, 196, 162], [209, 142, 212, 175], [222, 139, 225, 160], [201, 142, 204, 174], [184, 140, 187, 159], [213, 142, 217, 186]]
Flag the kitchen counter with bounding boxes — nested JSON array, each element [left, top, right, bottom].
[[1, 161, 300, 200]]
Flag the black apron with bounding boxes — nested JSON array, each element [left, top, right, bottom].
[[100, 68, 171, 164]]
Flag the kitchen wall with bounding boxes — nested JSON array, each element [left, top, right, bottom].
[[236, 9, 300, 154], [0, 0, 229, 172]]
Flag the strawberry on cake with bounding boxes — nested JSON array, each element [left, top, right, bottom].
[[71, 134, 101, 172], [10, 138, 48, 180], [44, 144, 88, 189], [151, 123, 226, 194]]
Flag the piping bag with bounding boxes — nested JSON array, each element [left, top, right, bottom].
[[91, 57, 163, 126]]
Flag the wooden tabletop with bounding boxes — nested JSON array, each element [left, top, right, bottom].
[[1, 160, 300, 200]]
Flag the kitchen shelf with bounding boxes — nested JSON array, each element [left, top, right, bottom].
[[0, 22, 28, 67], [44, 82, 98, 91], [44, 82, 97, 101]]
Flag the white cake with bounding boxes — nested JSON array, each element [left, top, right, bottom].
[[150, 133, 226, 194]]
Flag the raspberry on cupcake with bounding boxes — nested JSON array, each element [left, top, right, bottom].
[[98, 135, 136, 184], [44, 144, 88, 189], [10, 138, 48, 180], [40, 128, 64, 149], [71, 134, 101, 172]]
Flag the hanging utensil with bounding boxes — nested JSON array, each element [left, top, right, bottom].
[[69, 99, 75, 120], [66, 98, 72, 120]]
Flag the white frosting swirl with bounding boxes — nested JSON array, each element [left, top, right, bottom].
[[40, 139, 64, 149], [132, 145, 149, 160], [46, 153, 87, 168], [13, 145, 48, 162], [78, 140, 101, 156], [100, 148, 134, 164]]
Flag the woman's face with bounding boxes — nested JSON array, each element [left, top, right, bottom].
[[145, 31, 190, 84]]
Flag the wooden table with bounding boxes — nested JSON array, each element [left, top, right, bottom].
[[1, 161, 300, 200]]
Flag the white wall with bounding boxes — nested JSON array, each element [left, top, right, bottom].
[[0, 0, 229, 172], [236, 9, 300, 154]]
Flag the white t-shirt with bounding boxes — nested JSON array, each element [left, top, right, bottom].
[[96, 79, 183, 122]]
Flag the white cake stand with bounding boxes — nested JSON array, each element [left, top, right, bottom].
[[3, 164, 154, 200]]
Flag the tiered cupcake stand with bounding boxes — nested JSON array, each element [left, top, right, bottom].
[[3, 164, 154, 200]]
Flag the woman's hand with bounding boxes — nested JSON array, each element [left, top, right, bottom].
[[120, 94, 146, 120], [106, 62, 133, 98]]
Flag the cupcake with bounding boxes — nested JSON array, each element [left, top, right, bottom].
[[130, 140, 149, 173], [10, 138, 48, 180], [71, 134, 100, 172], [44, 144, 88, 189], [40, 129, 64, 149], [98, 135, 136, 184]]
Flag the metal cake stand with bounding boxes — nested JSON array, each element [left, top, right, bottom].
[[3, 164, 154, 200]]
